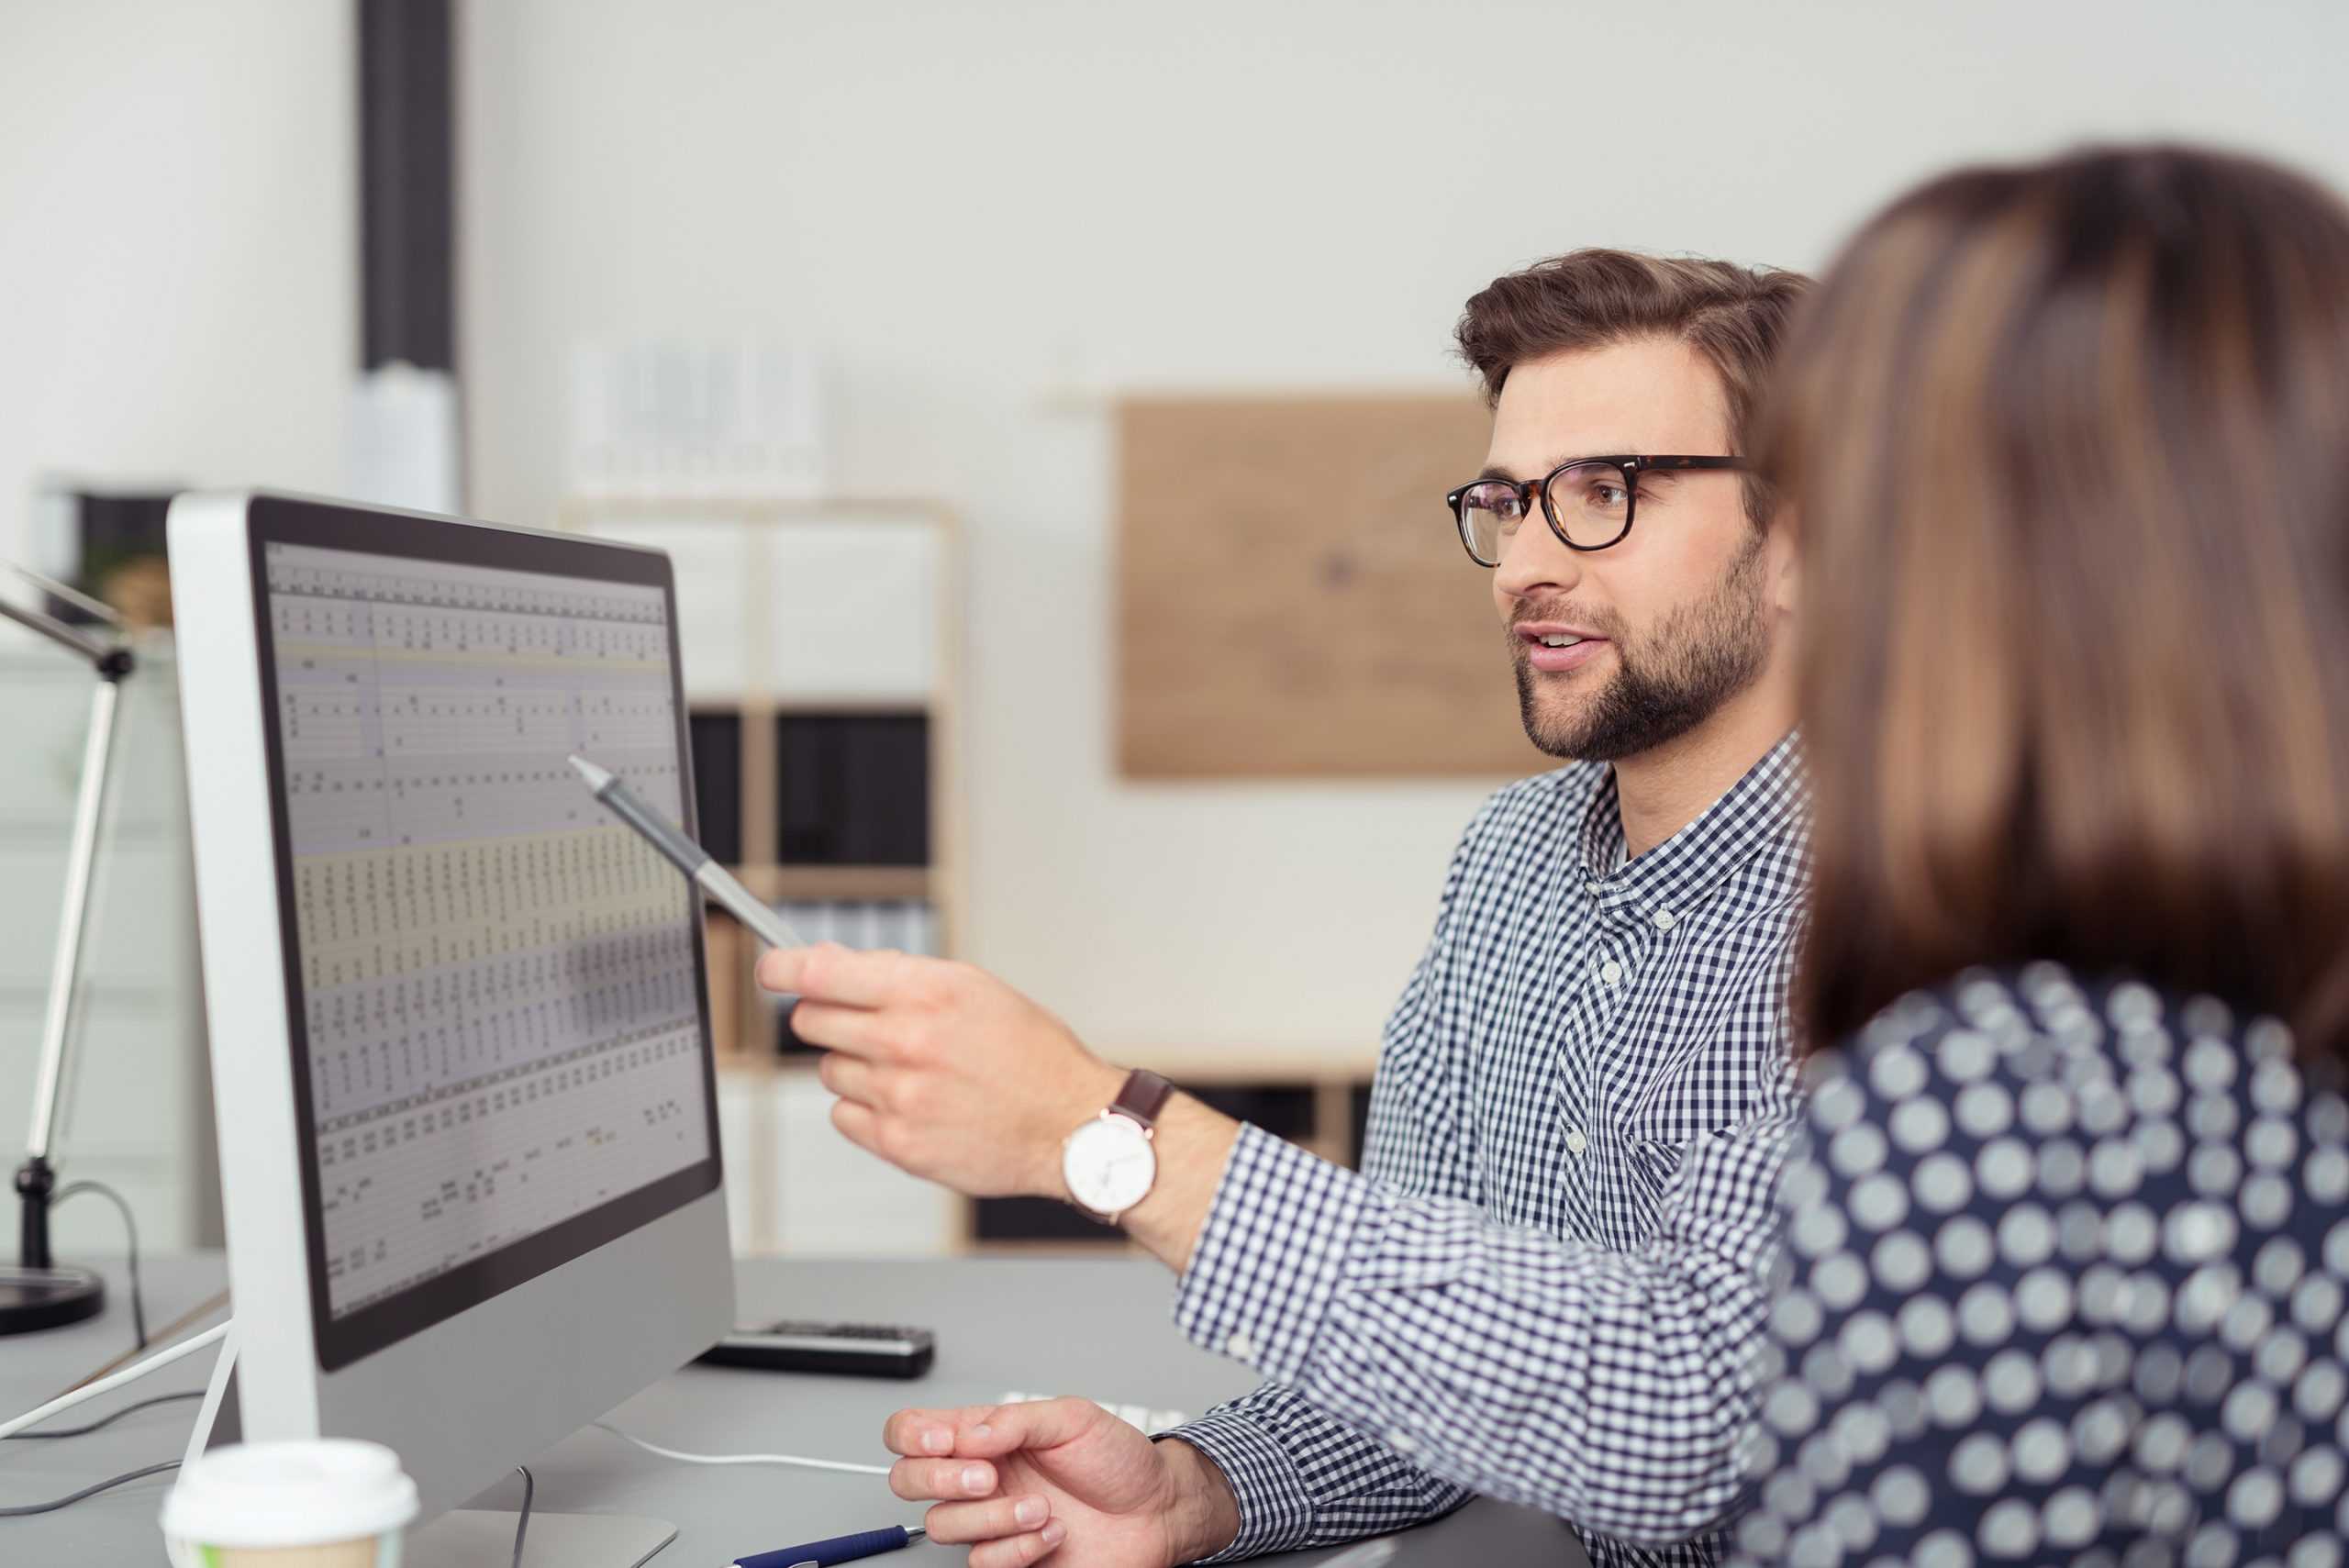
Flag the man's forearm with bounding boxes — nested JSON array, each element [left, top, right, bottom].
[[1170, 1118, 1798, 1543], [1115, 1091, 1243, 1274]]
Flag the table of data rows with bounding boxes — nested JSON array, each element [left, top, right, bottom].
[[265, 543, 711, 1318]]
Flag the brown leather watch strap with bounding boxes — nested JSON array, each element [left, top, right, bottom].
[[1108, 1069, 1174, 1129]]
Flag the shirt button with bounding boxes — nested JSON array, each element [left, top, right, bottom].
[[1566, 1128, 1588, 1155], [1389, 1430, 1419, 1454], [1600, 960, 1624, 985], [1585, 882, 1604, 895], [1226, 1331, 1256, 1362], [1653, 910, 1676, 929]]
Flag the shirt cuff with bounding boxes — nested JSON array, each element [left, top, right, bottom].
[[1159, 1406, 1319, 1562], [1174, 1123, 1375, 1386]]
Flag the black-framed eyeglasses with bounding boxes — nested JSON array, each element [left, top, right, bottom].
[[1445, 455, 1750, 566]]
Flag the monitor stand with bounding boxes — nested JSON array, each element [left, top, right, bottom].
[[190, 1331, 677, 1567]]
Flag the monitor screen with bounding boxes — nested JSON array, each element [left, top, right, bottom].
[[249, 506, 718, 1370]]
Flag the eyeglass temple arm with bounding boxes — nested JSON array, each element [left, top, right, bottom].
[[1636, 455, 1748, 473]]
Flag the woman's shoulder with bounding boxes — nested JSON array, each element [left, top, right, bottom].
[[1781, 959, 2349, 1288], [1801, 962, 2327, 1144], [1753, 975, 2349, 1562]]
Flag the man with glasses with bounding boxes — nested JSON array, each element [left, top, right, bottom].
[[759, 250, 1813, 1567]]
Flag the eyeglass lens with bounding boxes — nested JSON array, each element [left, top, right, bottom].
[[1547, 461, 1632, 550], [1453, 461, 1632, 563]]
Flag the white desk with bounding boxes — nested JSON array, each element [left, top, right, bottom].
[[2, 1254, 1586, 1564]]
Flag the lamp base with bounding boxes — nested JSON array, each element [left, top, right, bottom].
[[0, 1264, 106, 1335]]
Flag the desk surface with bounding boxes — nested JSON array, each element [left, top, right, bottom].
[[3, 1254, 1582, 1565]]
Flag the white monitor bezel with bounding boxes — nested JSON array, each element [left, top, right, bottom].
[[172, 490, 734, 1514]]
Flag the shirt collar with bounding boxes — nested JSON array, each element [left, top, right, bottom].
[[1575, 731, 1809, 927]]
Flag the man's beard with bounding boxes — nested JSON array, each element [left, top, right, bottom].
[[1513, 531, 1772, 762]]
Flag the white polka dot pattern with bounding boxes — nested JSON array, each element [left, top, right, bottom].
[[1733, 965, 2349, 1566]]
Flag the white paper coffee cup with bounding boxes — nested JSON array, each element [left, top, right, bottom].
[[162, 1439, 419, 1568]]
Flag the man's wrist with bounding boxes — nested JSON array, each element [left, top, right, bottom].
[[1154, 1436, 1242, 1564], [1119, 1092, 1241, 1273]]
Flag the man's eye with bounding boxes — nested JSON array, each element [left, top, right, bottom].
[[1464, 486, 1524, 521]]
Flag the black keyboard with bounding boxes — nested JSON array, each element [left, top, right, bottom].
[[696, 1319, 936, 1379]]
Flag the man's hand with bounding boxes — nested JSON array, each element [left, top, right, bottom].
[[758, 944, 1121, 1197], [757, 944, 1243, 1272], [883, 1398, 1241, 1568]]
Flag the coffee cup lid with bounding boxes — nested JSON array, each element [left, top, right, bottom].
[[163, 1440, 419, 1547]]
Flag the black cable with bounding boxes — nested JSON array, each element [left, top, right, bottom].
[[0, 1460, 179, 1518], [512, 1464, 535, 1568], [0, 1439, 519, 1530], [50, 1179, 145, 1349], [3, 1389, 202, 1440]]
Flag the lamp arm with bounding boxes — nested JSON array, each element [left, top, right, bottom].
[[0, 594, 116, 669], [14, 655, 130, 1270]]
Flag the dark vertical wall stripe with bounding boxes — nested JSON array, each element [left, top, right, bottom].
[[358, 0, 454, 372]]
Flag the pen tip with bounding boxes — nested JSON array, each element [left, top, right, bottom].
[[568, 753, 609, 788]]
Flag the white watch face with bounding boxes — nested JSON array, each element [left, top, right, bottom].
[[1063, 1115, 1156, 1217]]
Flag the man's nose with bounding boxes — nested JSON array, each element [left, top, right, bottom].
[[1493, 516, 1585, 606]]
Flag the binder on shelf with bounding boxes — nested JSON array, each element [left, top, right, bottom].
[[688, 710, 743, 866], [776, 713, 930, 866]]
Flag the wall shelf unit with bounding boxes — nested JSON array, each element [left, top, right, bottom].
[[561, 494, 967, 1256], [562, 494, 1382, 1257]]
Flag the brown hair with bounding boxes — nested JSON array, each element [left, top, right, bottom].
[[1455, 250, 1811, 524], [1765, 146, 2349, 1058]]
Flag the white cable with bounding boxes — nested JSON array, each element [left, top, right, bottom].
[[0, 1320, 230, 1444], [591, 1419, 891, 1477]]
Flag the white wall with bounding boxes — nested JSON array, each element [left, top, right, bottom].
[[3, 0, 2345, 1072], [0, 0, 356, 567], [457, 0, 2349, 1062]]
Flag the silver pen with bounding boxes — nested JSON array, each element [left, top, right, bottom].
[[569, 753, 807, 951]]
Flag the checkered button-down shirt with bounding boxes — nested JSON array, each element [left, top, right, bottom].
[[1163, 733, 1809, 1565]]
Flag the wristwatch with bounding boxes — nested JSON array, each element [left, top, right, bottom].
[[1062, 1070, 1174, 1224]]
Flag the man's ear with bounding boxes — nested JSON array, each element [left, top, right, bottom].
[[1768, 507, 1800, 619]]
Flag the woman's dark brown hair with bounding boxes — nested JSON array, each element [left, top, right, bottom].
[[1765, 146, 2349, 1056]]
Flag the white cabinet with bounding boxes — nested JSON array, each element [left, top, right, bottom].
[[763, 519, 941, 702], [567, 505, 949, 705], [710, 1067, 961, 1258]]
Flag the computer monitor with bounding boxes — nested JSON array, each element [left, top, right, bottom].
[[170, 492, 733, 1552]]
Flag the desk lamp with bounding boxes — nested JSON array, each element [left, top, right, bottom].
[[0, 566, 134, 1334]]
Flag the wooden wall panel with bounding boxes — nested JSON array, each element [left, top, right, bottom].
[[1117, 395, 1552, 778]]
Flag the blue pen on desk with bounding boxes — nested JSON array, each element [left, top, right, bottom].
[[727, 1523, 927, 1568]]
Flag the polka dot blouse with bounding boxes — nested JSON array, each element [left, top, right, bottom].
[[1731, 963, 2349, 1568]]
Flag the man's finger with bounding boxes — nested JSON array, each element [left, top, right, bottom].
[[883, 1407, 969, 1458], [817, 1050, 878, 1105], [888, 1456, 998, 1502], [950, 1397, 1101, 1458], [923, 1494, 1054, 1545], [792, 999, 897, 1061], [968, 1523, 1067, 1568], [757, 942, 918, 1008], [830, 1097, 885, 1159]]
